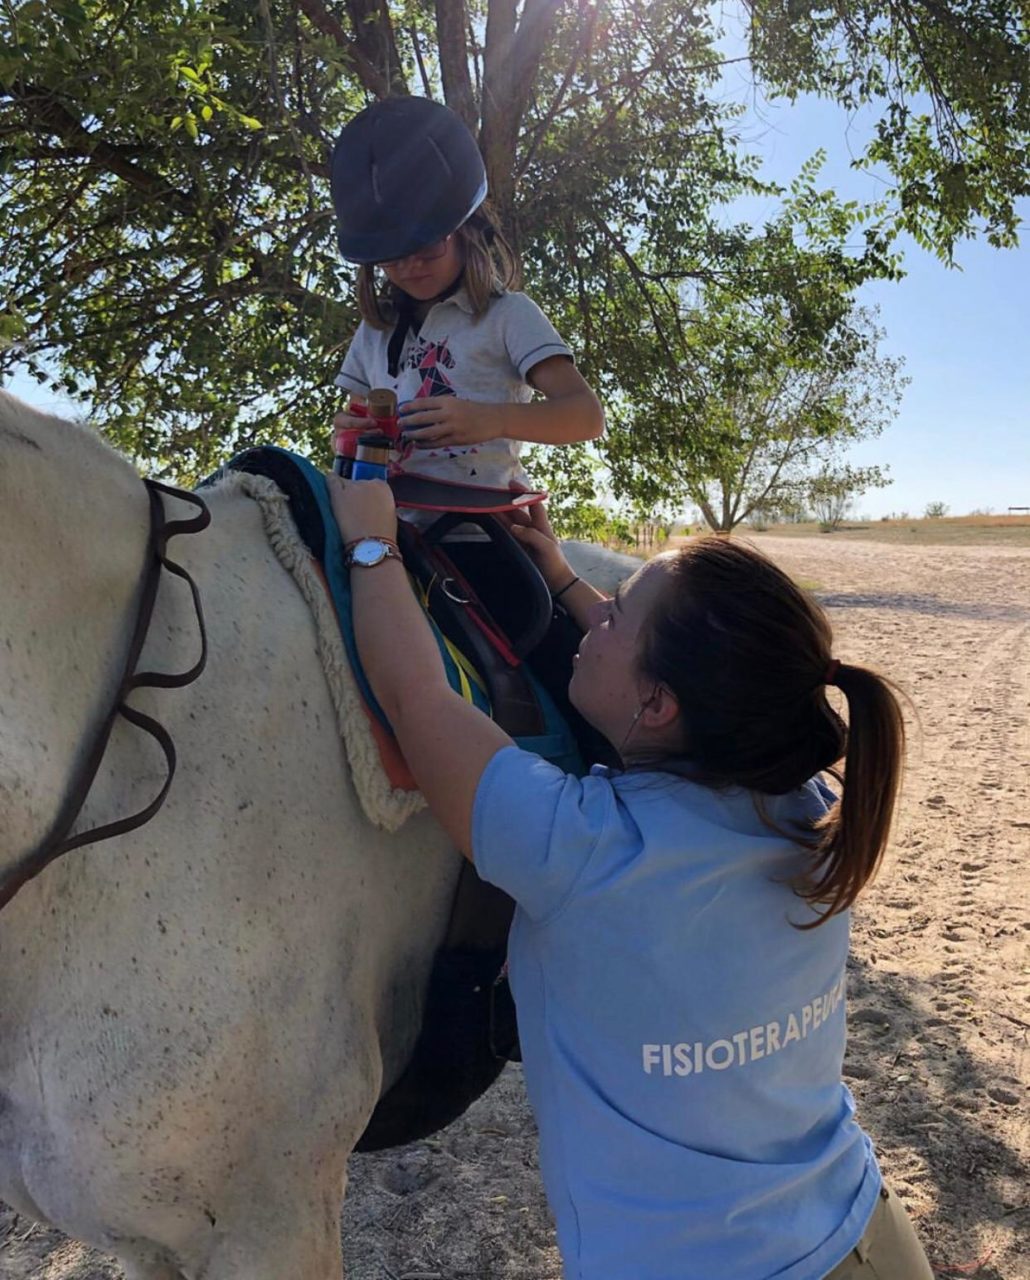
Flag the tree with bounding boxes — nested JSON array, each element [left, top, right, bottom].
[[0, 0, 760, 477], [1, 1, 1027, 484], [602, 188, 909, 534], [744, 1, 1030, 258], [808, 464, 891, 532]]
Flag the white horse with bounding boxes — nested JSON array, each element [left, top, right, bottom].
[[0, 391, 637, 1280]]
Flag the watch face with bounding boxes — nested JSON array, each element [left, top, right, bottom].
[[352, 539, 388, 566]]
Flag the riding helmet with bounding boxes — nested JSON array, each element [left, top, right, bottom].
[[332, 97, 488, 265]]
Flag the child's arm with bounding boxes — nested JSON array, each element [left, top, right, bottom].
[[399, 356, 604, 449]]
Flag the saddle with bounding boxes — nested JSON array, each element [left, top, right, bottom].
[[206, 448, 584, 1150]]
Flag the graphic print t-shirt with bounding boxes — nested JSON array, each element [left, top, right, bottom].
[[335, 288, 573, 490]]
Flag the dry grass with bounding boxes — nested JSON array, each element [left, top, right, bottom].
[[743, 515, 1030, 547]]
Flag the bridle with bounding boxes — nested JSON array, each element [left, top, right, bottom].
[[0, 479, 210, 913]]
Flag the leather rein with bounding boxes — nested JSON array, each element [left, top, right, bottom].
[[0, 479, 210, 913]]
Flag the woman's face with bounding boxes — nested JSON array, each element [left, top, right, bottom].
[[381, 233, 464, 300], [569, 556, 676, 754]]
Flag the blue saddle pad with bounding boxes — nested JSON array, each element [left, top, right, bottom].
[[209, 447, 580, 774]]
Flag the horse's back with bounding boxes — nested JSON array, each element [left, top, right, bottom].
[[0, 476, 459, 1276]]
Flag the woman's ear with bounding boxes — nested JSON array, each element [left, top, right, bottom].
[[638, 682, 681, 734]]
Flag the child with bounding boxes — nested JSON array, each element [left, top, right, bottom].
[[329, 96, 603, 493], [327, 476, 935, 1280]]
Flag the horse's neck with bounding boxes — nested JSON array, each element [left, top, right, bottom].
[[561, 540, 641, 594], [0, 395, 150, 870]]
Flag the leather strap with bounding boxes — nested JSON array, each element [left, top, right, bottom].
[[0, 480, 210, 913]]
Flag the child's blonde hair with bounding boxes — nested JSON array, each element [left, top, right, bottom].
[[355, 201, 520, 330]]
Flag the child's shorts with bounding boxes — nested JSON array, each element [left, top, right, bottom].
[[822, 1185, 933, 1279]]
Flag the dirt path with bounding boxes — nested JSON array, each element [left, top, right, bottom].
[[3, 537, 1028, 1280]]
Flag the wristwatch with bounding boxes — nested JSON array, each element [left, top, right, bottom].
[[345, 536, 401, 569]]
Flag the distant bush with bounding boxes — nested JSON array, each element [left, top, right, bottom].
[[924, 501, 949, 518]]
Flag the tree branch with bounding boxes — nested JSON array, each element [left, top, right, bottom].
[[6, 81, 196, 217], [482, 0, 566, 220], [590, 216, 681, 372], [516, 0, 598, 182], [409, 25, 433, 98], [295, 0, 394, 98], [342, 0, 406, 95]]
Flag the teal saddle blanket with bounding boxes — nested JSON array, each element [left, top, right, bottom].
[[210, 446, 581, 774]]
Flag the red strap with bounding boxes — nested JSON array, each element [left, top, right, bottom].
[[464, 603, 520, 667]]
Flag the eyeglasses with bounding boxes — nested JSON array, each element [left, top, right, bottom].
[[375, 234, 452, 269]]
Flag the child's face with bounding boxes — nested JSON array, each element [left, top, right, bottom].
[[382, 234, 464, 300]]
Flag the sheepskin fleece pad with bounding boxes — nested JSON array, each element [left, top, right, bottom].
[[215, 469, 426, 832]]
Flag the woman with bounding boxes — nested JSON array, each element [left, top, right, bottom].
[[328, 475, 933, 1280]]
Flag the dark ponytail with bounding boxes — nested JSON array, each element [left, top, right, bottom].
[[638, 537, 906, 926], [799, 662, 906, 926]]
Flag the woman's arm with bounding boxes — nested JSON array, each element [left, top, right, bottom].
[[328, 476, 513, 859], [399, 357, 604, 449], [507, 501, 608, 633]]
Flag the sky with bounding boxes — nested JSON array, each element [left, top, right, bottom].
[[717, 54, 1030, 519], [4, 48, 1028, 520]]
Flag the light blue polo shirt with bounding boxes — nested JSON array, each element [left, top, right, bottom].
[[472, 747, 881, 1280]]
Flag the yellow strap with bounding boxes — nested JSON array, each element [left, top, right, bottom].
[[443, 633, 488, 701], [443, 635, 475, 703], [410, 570, 488, 706]]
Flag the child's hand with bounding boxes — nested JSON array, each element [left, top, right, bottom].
[[331, 407, 368, 455], [327, 474, 398, 545], [399, 397, 503, 449]]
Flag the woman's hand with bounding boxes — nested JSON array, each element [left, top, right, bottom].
[[327, 474, 398, 545], [399, 397, 504, 449], [506, 501, 574, 592]]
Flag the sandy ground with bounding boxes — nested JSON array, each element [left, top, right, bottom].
[[2, 536, 1028, 1280]]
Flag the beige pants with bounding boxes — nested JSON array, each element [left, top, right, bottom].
[[822, 1186, 933, 1280]]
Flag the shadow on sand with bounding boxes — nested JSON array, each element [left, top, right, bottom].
[[816, 592, 1030, 625], [844, 953, 1026, 1280]]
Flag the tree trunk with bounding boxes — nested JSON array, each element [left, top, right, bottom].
[[481, 0, 566, 238], [436, 0, 477, 128]]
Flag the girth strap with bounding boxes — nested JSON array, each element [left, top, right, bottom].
[[0, 479, 210, 913]]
